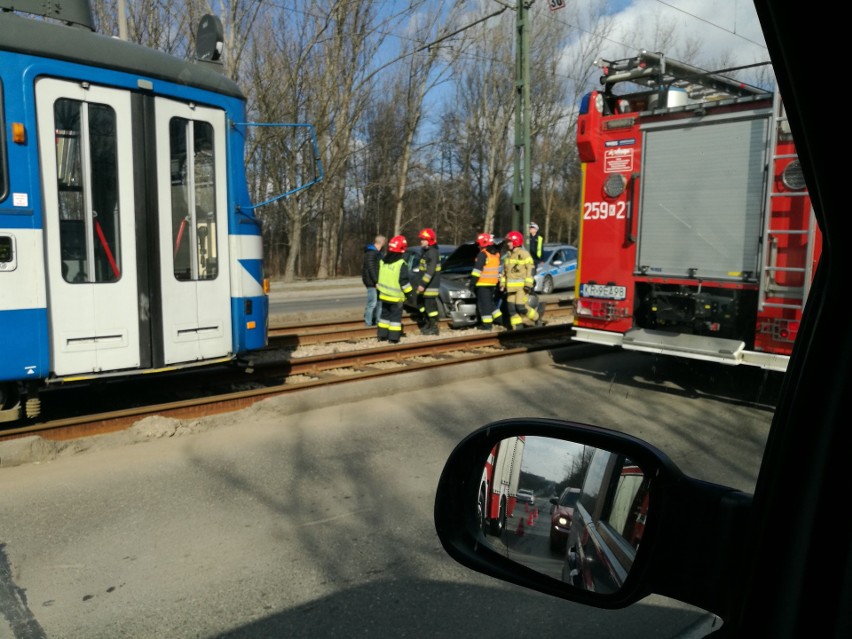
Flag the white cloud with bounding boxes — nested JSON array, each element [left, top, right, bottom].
[[548, 0, 769, 87], [602, 0, 766, 64]]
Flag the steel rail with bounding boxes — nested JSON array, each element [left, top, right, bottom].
[[268, 306, 574, 347], [0, 324, 576, 444]]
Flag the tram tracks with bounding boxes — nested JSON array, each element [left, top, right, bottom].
[[0, 309, 576, 445], [267, 297, 575, 348]]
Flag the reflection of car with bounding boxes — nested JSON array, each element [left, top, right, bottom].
[[549, 486, 581, 553], [516, 488, 535, 505], [533, 244, 578, 295], [436, 4, 848, 636], [561, 451, 648, 592]]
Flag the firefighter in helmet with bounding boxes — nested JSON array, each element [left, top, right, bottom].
[[470, 232, 503, 330], [415, 227, 442, 335], [500, 230, 540, 330], [377, 235, 414, 343]]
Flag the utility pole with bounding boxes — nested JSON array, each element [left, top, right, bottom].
[[117, 0, 128, 41], [512, 0, 532, 232]]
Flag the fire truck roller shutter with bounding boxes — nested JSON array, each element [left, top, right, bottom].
[[636, 112, 769, 281]]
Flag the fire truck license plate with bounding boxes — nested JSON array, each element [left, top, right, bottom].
[[581, 284, 627, 300]]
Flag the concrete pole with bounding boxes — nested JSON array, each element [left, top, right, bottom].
[[117, 0, 128, 41], [512, 1, 532, 233]]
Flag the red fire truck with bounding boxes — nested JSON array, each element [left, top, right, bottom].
[[479, 436, 525, 537], [572, 51, 819, 372]]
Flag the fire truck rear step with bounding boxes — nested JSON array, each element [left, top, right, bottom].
[[574, 327, 790, 372], [622, 328, 745, 363]]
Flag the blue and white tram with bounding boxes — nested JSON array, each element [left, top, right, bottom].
[[0, 3, 271, 422]]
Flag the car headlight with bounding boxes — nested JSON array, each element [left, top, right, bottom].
[[449, 289, 474, 299]]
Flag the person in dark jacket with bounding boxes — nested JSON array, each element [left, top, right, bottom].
[[528, 222, 544, 271], [362, 235, 386, 326], [414, 227, 442, 335]]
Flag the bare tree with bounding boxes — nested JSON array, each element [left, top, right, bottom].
[[441, 11, 516, 237], [185, 0, 266, 83], [92, 0, 191, 53], [240, 1, 395, 280], [87, 0, 738, 279], [378, 1, 465, 239], [356, 82, 405, 240], [528, 0, 615, 243]]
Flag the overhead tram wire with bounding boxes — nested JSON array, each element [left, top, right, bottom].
[[653, 0, 768, 49], [253, 1, 509, 83], [538, 0, 768, 63]]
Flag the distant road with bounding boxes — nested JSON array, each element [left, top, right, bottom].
[[266, 277, 574, 324], [268, 277, 364, 322], [269, 289, 364, 318]]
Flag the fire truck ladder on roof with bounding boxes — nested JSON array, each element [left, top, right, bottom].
[[758, 88, 816, 314], [595, 50, 767, 101]]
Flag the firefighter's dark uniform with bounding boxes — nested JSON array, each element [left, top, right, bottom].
[[377, 251, 413, 343], [501, 245, 539, 329], [470, 244, 503, 330], [416, 244, 442, 335]]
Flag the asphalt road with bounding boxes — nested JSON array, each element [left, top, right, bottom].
[[0, 328, 776, 638], [268, 277, 365, 322], [267, 277, 575, 324]]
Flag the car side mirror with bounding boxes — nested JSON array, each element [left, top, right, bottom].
[[433, 418, 752, 614]]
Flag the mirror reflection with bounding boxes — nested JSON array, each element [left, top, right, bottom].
[[478, 436, 650, 594]]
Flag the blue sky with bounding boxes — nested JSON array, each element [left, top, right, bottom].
[[370, 0, 771, 128]]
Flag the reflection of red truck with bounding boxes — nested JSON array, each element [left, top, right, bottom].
[[479, 436, 526, 536], [573, 51, 821, 372], [563, 450, 650, 594]]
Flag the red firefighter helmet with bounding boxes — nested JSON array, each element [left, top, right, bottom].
[[418, 227, 437, 245], [476, 233, 494, 248], [387, 235, 408, 253], [505, 230, 524, 248]]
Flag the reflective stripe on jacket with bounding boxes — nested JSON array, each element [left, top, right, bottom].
[[501, 248, 534, 290], [529, 234, 543, 261], [418, 245, 441, 288], [471, 249, 501, 286], [377, 256, 412, 302]]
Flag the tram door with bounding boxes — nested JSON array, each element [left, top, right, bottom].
[[154, 98, 231, 364], [36, 79, 140, 376]]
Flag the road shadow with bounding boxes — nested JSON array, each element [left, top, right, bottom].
[[211, 577, 714, 639]]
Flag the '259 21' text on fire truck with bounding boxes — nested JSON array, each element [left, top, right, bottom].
[[572, 51, 819, 372]]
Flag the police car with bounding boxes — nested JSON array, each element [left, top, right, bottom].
[[533, 244, 578, 295]]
